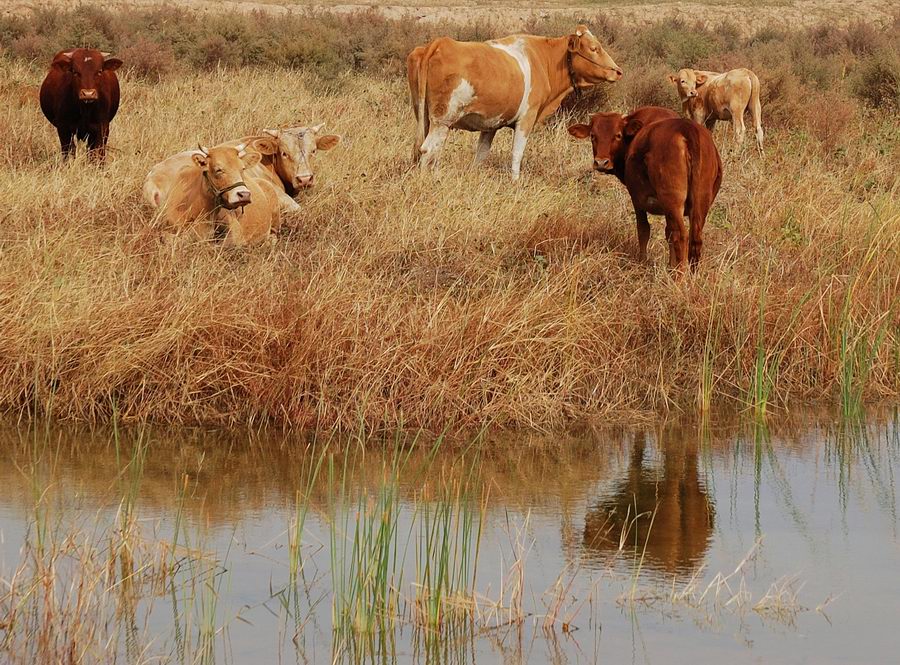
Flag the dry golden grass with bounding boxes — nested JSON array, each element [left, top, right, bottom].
[[0, 52, 898, 430]]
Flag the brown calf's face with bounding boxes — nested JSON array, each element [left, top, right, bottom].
[[669, 68, 707, 101], [57, 49, 122, 103], [568, 112, 630, 173], [192, 145, 260, 210], [263, 124, 341, 192], [567, 25, 622, 85]]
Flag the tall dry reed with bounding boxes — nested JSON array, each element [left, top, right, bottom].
[[0, 11, 898, 432]]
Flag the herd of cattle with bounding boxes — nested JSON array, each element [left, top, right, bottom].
[[37, 25, 765, 268]]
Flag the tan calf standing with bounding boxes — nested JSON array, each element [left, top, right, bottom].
[[669, 67, 763, 151]]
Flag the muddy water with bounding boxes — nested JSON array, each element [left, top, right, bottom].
[[1, 412, 898, 664]]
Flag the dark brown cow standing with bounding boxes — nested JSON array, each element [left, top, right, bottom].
[[40, 48, 122, 160], [569, 107, 722, 270]]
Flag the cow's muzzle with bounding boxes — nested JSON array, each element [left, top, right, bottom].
[[294, 174, 315, 189], [224, 188, 252, 209], [593, 158, 613, 173], [79, 89, 99, 102]]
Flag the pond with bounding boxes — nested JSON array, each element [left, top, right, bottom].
[[1, 411, 898, 664]]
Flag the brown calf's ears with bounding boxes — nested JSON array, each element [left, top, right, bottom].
[[102, 57, 123, 72], [192, 153, 208, 169], [567, 124, 591, 140], [623, 117, 644, 138], [668, 74, 679, 85], [316, 134, 341, 151], [694, 73, 708, 86]]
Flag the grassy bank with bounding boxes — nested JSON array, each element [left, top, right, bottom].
[[0, 8, 898, 430]]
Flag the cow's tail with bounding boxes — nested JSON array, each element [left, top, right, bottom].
[[685, 124, 721, 268], [748, 70, 763, 152], [411, 41, 439, 164]]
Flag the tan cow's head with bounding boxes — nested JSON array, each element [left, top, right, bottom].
[[261, 124, 341, 194], [568, 112, 642, 174], [192, 145, 260, 210], [669, 68, 708, 101], [567, 25, 622, 86]]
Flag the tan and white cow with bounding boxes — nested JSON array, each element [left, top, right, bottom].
[[143, 124, 341, 215], [669, 68, 763, 151], [150, 141, 282, 246], [407, 25, 622, 179]]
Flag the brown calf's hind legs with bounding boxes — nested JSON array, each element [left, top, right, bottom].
[[635, 210, 651, 263], [664, 212, 688, 270]]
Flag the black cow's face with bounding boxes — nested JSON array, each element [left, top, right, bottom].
[[57, 49, 122, 103]]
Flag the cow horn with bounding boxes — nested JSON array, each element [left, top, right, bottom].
[[311, 122, 326, 133], [196, 143, 208, 157], [263, 128, 278, 137]]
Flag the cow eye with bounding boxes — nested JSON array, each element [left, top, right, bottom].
[[215, 168, 224, 175]]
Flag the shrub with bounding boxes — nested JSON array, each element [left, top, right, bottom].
[[116, 38, 175, 80], [844, 21, 887, 56], [852, 50, 900, 109], [801, 89, 860, 153], [617, 63, 676, 110], [10, 34, 52, 63], [625, 18, 718, 68]]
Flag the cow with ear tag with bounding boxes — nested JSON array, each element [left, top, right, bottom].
[[39, 48, 123, 161], [153, 140, 282, 246], [407, 24, 621, 179], [143, 124, 341, 219]]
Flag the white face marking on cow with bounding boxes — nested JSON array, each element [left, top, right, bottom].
[[489, 39, 532, 124], [444, 79, 476, 122]]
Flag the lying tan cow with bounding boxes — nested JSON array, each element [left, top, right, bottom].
[[408, 25, 622, 179], [144, 124, 340, 214], [150, 141, 281, 246], [669, 67, 763, 151]]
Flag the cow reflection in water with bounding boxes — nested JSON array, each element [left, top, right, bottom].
[[582, 430, 714, 574]]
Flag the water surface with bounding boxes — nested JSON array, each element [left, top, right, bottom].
[[1, 412, 898, 664]]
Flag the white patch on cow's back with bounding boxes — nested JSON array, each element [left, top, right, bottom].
[[444, 79, 476, 122], [489, 39, 532, 123]]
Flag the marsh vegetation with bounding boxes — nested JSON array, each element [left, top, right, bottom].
[[0, 7, 898, 430]]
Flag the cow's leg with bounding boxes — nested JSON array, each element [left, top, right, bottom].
[[732, 109, 746, 147], [688, 209, 704, 271], [474, 130, 496, 166], [276, 190, 302, 214], [56, 127, 75, 158], [418, 124, 450, 171], [635, 210, 651, 263], [510, 117, 535, 180], [87, 125, 107, 162], [664, 212, 688, 270]]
